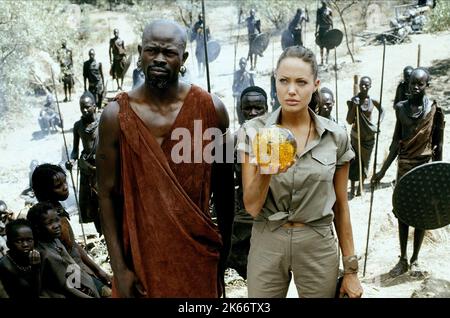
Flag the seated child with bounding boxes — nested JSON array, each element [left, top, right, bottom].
[[0, 219, 42, 298], [27, 202, 100, 298]]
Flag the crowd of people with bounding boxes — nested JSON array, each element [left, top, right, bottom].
[[0, 0, 445, 299]]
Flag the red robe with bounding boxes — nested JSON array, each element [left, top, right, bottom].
[[114, 86, 222, 297]]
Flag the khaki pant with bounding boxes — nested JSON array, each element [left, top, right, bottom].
[[247, 221, 338, 298]]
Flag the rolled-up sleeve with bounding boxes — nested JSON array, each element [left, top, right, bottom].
[[235, 125, 253, 157], [336, 127, 355, 168]]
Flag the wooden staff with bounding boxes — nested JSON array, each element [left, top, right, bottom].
[[334, 48, 339, 123], [417, 44, 421, 67], [354, 75, 364, 197], [363, 38, 386, 276], [50, 68, 87, 247], [201, 0, 211, 93]]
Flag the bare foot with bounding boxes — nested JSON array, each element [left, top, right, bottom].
[[389, 258, 408, 277]]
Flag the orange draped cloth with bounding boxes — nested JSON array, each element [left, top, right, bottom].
[[113, 86, 222, 297]]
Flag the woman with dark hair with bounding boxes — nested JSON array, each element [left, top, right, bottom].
[[237, 46, 362, 298]]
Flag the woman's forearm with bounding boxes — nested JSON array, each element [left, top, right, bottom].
[[243, 169, 272, 217]]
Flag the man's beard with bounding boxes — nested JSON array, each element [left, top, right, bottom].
[[146, 65, 175, 89]]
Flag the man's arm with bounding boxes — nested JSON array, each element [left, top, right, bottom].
[[372, 109, 401, 183], [83, 62, 88, 91], [99, 63, 105, 87], [97, 101, 142, 297], [109, 40, 113, 63], [210, 95, 234, 289], [372, 99, 385, 122], [71, 122, 80, 160], [346, 98, 358, 125], [432, 105, 445, 161]]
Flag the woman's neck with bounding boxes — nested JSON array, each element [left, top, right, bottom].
[[281, 107, 311, 129]]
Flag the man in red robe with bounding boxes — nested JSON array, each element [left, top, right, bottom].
[[96, 19, 234, 298]]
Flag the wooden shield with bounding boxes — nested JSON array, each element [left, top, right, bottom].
[[281, 29, 295, 50], [316, 29, 344, 50], [207, 40, 221, 62], [250, 33, 270, 55], [393, 162, 450, 230]]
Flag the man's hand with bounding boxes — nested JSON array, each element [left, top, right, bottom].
[[340, 273, 363, 298], [371, 170, 385, 185], [65, 160, 74, 171], [351, 96, 360, 105], [114, 268, 147, 298], [96, 267, 113, 286]]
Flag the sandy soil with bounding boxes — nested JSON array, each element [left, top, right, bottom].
[[0, 4, 449, 298]]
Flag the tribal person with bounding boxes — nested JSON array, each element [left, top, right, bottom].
[[288, 8, 310, 48], [346, 76, 384, 198], [56, 40, 74, 102], [66, 92, 101, 233], [372, 68, 445, 277], [109, 29, 127, 91], [83, 49, 105, 110], [393, 66, 414, 108], [190, 13, 211, 77], [245, 8, 261, 70], [318, 87, 336, 122], [228, 86, 268, 279], [232, 57, 255, 125], [97, 19, 234, 298], [315, 1, 333, 65]]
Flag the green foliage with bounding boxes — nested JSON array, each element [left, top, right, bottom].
[[425, 0, 450, 33], [0, 1, 79, 120]]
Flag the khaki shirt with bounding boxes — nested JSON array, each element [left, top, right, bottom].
[[236, 107, 354, 231]]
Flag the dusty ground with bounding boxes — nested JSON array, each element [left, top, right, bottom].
[[0, 4, 449, 298]]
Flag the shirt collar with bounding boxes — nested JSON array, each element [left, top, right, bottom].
[[264, 106, 338, 137]]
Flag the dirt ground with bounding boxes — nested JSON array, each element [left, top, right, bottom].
[[0, 4, 449, 298]]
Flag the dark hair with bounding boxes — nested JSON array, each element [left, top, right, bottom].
[[80, 91, 95, 103], [31, 164, 66, 202], [240, 86, 268, 106], [5, 219, 33, 241], [276, 45, 321, 112], [320, 87, 334, 100], [26, 202, 55, 235]]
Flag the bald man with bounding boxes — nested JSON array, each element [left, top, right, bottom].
[[373, 68, 445, 277], [97, 20, 234, 298]]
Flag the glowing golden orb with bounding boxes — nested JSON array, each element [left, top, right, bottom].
[[252, 125, 297, 170]]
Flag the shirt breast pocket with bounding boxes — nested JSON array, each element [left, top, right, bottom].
[[310, 148, 336, 181]]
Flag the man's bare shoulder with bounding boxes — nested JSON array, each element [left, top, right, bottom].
[[211, 94, 229, 133], [99, 101, 120, 128]]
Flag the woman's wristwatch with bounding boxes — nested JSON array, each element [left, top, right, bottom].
[[343, 255, 359, 274]]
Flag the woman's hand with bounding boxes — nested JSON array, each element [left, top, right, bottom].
[[340, 273, 363, 298], [257, 159, 296, 175]]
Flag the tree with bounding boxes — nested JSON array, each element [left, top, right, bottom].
[[0, 1, 78, 122], [330, 0, 357, 63]]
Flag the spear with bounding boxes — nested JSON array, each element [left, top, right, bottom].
[[363, 38, 386, 276], [354, 75, 364, 197], [50, 68, 88, 247], [334, 48, 339, 123], [201, 0, 211, 93]]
